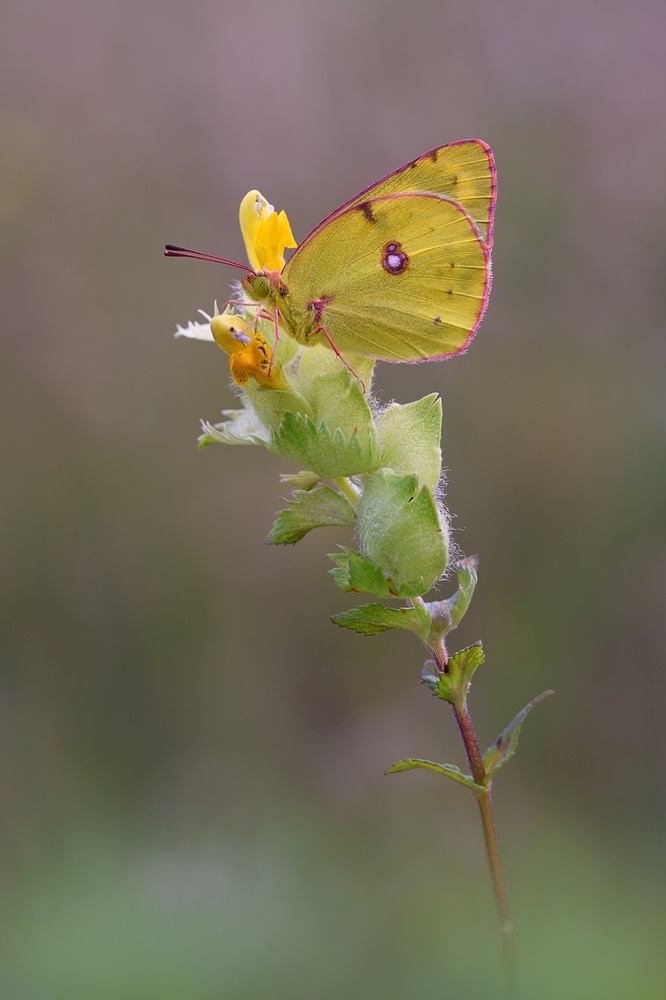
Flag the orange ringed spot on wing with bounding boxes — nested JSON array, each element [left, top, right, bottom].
[[382, 241, 409, 275]]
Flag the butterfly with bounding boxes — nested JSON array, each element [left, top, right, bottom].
[[166, 139, 495, 367]]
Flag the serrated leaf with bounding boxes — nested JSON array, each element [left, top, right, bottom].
[[376, 394, 442, 491], [483, 690, 554, 776], [198, 407, 270, 448], [449, 642, 485, 677], [267, 485, 355, 545], [330, 601, 431, 639], [307, 369, 375, 439], [433, 642, 485, 704], [385, 758, 486, 793], [356, 470, 448, 597], [271, 411, 379, 478], [328, 547, 428, 599], [243, 382, 312, 432]]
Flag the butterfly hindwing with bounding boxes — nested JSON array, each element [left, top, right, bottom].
[[282, 192, 490, 363]]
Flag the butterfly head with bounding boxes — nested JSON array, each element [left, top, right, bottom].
[[242, 268, 287, 306]]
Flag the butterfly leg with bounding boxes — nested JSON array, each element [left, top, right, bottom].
[[221, 299, 250, 310], [233, 306, 281, 373], [315, 326, 366, 393], [264, 306, 281, 375]]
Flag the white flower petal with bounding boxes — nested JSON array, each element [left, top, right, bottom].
[[174, 319, 215, 342]]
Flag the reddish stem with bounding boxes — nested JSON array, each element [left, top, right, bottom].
[[452, 700, 516, 996]]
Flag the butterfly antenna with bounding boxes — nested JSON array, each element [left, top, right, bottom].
[[164, 244, 253, 273]]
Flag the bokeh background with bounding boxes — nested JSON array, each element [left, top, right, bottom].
[[1, 1, 665, 997]]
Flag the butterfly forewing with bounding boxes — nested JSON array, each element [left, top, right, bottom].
[[282, 193, 490, 363], [300, 140, 496, 250]]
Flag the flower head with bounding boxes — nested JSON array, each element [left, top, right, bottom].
[[239, 190, 296, 273], [210, 314, 289, 390]]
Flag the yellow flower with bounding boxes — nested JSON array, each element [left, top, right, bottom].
[[210, 313, 252, 354], [229, 332, 290, 391], [239, 190, 296, 272], [210, 314, 289, 391], [178, 193, 297, 391]]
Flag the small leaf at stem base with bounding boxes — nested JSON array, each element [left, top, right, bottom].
[[483, 689, 555, 777], [432, 642, 485, 705], [385, 758, 486, 793]]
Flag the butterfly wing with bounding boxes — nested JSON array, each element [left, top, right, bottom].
[[282, 192, 490, 363], [300, 140, 496, 250]]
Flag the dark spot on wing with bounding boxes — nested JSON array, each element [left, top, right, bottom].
[[358, 201, 375, 223], [434, 316, 442, 325], [446, 289, 453, 296], [429, 149, 439, 163], [450, 261, 456, 268]]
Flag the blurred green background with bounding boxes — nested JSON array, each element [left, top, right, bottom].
[[1, 1, 665, 997]]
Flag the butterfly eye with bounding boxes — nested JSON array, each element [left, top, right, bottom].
[[252, 275, 270, 299]]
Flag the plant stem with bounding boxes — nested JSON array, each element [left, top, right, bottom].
[[452, 701, 516, 997], [335, 476, 360, 507]]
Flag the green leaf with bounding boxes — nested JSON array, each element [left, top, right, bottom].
[[483, 690, 555, 776], [433, 642, 485, 704], [279, 470, 321, 490], [331, 601, 431, 639], [376, 394, 442, 491], [198, 405, 270, 448], [385, 758, 486, 793], [198, 423, 233, 449], [328, 547, 428, 599], [424, 556, 479, 642], [268, 368, 378, 476], [244, 382, 313, 432], [420, 659, 440, 692], [292, 346, 376, 395], [356, 470, 449, 597], [270, 411, 379, 478], [445, 555, 479, 629], [266, 485, 355, 545], [307, 369, 375, 440]]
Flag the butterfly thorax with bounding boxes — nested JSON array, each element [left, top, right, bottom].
[[242, 270, 325, 348]]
